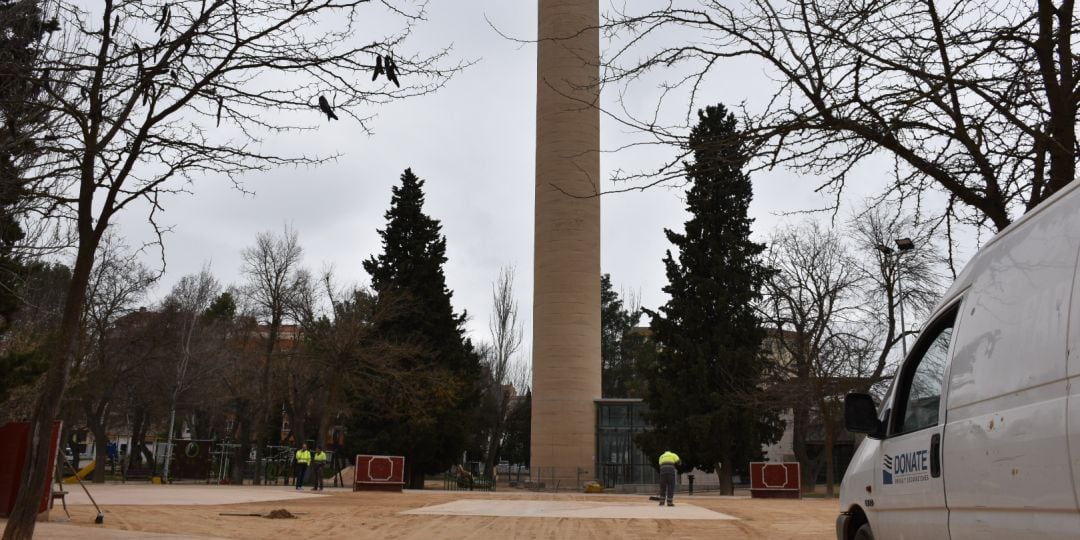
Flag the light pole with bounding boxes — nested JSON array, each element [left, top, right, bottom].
[[876, 238, 915, 358]]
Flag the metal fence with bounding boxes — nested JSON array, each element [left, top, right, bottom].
[[443, 472, 496, 492], [512, 466, 594, 491], [99, 440, 344, 486]]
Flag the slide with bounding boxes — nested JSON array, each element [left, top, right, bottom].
[[63, 460, 94, 484]]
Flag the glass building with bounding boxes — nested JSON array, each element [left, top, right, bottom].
[[595, 398, 657, 487]]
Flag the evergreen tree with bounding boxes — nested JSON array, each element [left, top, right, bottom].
[[601, 274, 646, 398], [0, 0, 58, 330], [636, 104, 782, 494], [353, 168, 481, 488], [500, 391, 530, 466], [203, 292, 237, 322], [0, 262, 70, 404]]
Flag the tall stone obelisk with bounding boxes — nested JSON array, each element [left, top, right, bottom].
[[531, 0, 601, 484]]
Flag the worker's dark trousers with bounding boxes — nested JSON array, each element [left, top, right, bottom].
[[295, 464, 308, 489], [659, 465, 677, 503], [311, 464, 324, 489]]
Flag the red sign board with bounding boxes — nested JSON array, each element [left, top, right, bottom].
[[354, 455, 405, 492], [749, 462, 801, 499], [0, 421, 63, 516]]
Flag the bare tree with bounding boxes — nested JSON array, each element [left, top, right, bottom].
[[761, 220, 865, 495], [601, 0, 1078, 231], [281, 268, 320, 447], [5, 0, 462, 533], [288, 270, 397, 453], [480, 266, 523, 479], [160, 265, 220, 481], [212, 298, 265, 485], [241, 225, 303, 484], [848, 203, 947, 391], [69, 234, 155, 483]]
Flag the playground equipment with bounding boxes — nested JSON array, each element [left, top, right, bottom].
[[63, 460, 95, 484]]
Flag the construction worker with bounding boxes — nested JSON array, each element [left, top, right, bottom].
[[310, 446, 328, 491], [658, 450, 681, 506], [294, 443, 312, 490]]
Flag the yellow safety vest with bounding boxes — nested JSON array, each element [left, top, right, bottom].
[[296, 449, 311, 465], [659, 451, 680, 466], [313, 451, 327, 464]]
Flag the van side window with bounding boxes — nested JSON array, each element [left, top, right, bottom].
[[892, 309, 957, 435]]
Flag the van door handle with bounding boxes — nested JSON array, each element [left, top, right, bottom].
[[930, 433, 941, 478]]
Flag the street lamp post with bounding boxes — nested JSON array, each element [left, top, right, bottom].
[[877, 238, 915, 358], [895, 238, 914, 357]]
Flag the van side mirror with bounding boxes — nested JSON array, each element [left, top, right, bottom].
[[845, 393, 883, 438]]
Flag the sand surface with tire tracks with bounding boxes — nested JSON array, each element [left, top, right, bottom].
[[14, 485, 837, 539]]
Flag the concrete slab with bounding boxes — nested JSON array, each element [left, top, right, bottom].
[[400, 499, 738, 520], [62, 484, 338, 506]]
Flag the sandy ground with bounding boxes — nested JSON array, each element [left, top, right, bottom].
[[22, 486, 838, 539]]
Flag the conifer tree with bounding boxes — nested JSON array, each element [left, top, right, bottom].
[[637, 104, 782, 494], [601, 274, 631, 397], [0, 0, 58, 329], [601, 274, 649, 398], [354, 168, 481, 488]]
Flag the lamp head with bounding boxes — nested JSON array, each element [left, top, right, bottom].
[[895, 238, 915, 251]]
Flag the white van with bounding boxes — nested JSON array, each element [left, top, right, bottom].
[[837, 181, 1080, 540]]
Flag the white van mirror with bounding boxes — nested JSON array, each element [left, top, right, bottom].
[[845, 393, 883, 437]]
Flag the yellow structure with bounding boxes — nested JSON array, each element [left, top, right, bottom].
[[62, 461, 94, 484], [531, 0, 601, 486]]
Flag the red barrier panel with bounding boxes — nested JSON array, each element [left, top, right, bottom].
[[749, 462, 801, 499], [0, 421, 63, 517], [354, 455, 405, 492]]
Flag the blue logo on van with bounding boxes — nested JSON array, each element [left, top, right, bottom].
[[882, 454, 893, 485], [883, 450, 930, 485]]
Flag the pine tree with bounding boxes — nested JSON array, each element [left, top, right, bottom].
[[0, 0, 58, 329], [637, 104, 782, 494], [353, 168, 481, 488], [601, 274, 647, 398]]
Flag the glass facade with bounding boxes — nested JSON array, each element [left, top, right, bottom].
[[595, 399, 657, 487]]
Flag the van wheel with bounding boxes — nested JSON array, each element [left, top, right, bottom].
[[853, 523, 874, 540]]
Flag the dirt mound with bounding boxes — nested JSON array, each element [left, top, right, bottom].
[[264, 509, 296, 519], [339, 465, 354, 487]]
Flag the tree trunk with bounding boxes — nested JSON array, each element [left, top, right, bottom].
[[718, 450, 734, 495], [286, 401, 306, 447], [86, 400, 109, 484], [232, 416, 251, 486], [67, 431, 81, 472], [128, 408, 144, 469], [315, 374, 340, 452], [407, 463, 425, 490], [824, 426, 836, 497], [791, 403, 816, 493], [483, 400, 508, 480], [3, 237, 97, 540], [129, 408, 153, 470], [93, 432, 109, 484], [253, 317, 281, 486]]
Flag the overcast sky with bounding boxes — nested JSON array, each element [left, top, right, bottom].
[[109, 1, 966, 362]]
